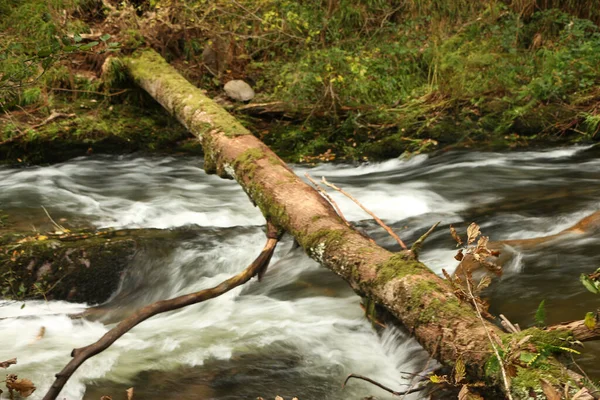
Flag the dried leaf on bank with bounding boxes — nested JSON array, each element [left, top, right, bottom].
[[126, 387, 134, 400], [540, 379, 561, 400], [6, 374, 36, 397]]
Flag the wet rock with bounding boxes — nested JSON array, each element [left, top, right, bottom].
[[224, 80, 255, 102]]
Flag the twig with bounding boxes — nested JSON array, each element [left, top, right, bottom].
[[342, 373, 425, 396], [41, 206, 67, 233], [49, 87, 130, 97], [320, 177, 408, 250], [465, 277, 513, 400], [31, 111, 76, 129], [410, 222, 440, 259], [42, 222, 281, 400], [305, 173, 351, 228], [499, 314, 520, 334]]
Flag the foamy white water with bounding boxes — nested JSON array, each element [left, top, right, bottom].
[[2, 144, 600, 398]]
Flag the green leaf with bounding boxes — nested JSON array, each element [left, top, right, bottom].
[[580, 274, 600, 294], [36, 49, 52, 58], [80, 41, 99, 51], [108, 42, 120, 47], [534, 299, 546, 326], [74, 33, 83, 43], [584, 312, 596, 330], [100, 33, 111, 42]]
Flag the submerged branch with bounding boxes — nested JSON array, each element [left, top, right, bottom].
[[42, 221, 282, 400]]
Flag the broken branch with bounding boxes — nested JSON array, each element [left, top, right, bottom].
[[320, 177, 407, 250], [342, 373, 426, 396], [42, 221, 281, 400]]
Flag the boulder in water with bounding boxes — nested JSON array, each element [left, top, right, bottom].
[[224, 80, 255, 102]]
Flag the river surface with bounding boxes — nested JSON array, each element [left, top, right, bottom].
[[1, 145, 599, 399]]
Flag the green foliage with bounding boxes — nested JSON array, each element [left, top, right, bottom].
[[534, 300, 546, 326]]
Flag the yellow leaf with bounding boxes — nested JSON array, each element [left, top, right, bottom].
[[455, 357, 466, 384], [37, 235, 48, 241], [584, 312, 596, 330]]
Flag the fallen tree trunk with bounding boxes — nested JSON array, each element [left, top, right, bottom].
[[124, 49, 596, 399]]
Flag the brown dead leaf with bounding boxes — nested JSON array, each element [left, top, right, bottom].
[[450, 225, 463, 245], [454, 249, 464, 261], [6, 374, 36, 397], [458, 385, 483, 400], [572, 387, 595, 400], [467, 223, 481, 244], [454, 357, 466, 384], [517, 335, 532, 347], [540, 379, 561, 400], [0, 358, 16, 369], [100, 396, 113, 400], [476, 276, 491, 292], [126, 387, 134, 400], [275, 397, 284, 400]]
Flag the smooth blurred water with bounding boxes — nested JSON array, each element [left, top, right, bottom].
[[1, 145, 599, 399]]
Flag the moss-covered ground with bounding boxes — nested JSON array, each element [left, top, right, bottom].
[[3, 0, 600, 164]]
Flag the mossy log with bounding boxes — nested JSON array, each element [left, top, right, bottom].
[[124, 49, 596, 399], [0, 228, 194, 304]]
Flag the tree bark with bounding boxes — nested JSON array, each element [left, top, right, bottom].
[[123, 49, 596, 399]]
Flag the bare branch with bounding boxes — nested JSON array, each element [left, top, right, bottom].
[[410, 222, 440, 259], [42, 222, 281, 400], [305, 173, 351, 228], [342, 373, 426, 396], [320, 177, 408, 250]]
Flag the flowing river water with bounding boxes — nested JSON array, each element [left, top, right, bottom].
[[1, 145, 599, 399]]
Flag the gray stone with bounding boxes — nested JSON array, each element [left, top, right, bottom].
[[224, 80, 255, 102]]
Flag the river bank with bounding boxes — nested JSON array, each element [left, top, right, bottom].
[[2, 0, 600, 165]]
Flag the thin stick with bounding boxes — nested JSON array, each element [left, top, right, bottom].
[[320, 177, 408, 250], [410, 222, 440, 259], [465, 277, 513, 400], [305, 173, 351, 228], [49, 87, 130, 97], [342, 374, 425, 396], [42, 222, 281, 400], [41, 206, 67, 232]]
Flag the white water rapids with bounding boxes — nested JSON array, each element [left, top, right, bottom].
[[1, 145, 599, 399]]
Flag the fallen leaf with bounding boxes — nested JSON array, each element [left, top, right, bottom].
[[517, 335, 532, 346], [572, 387, 595, 400], [0, 358, 16, 368], [6, 374, 36, 397], [126, 387, 134, 400], [540, 379, 561, 400], [275, 397, 284, 400], [100, 396, 113, 400]]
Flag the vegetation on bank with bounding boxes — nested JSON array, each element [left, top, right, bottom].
[[2, 0, 600, 164]]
